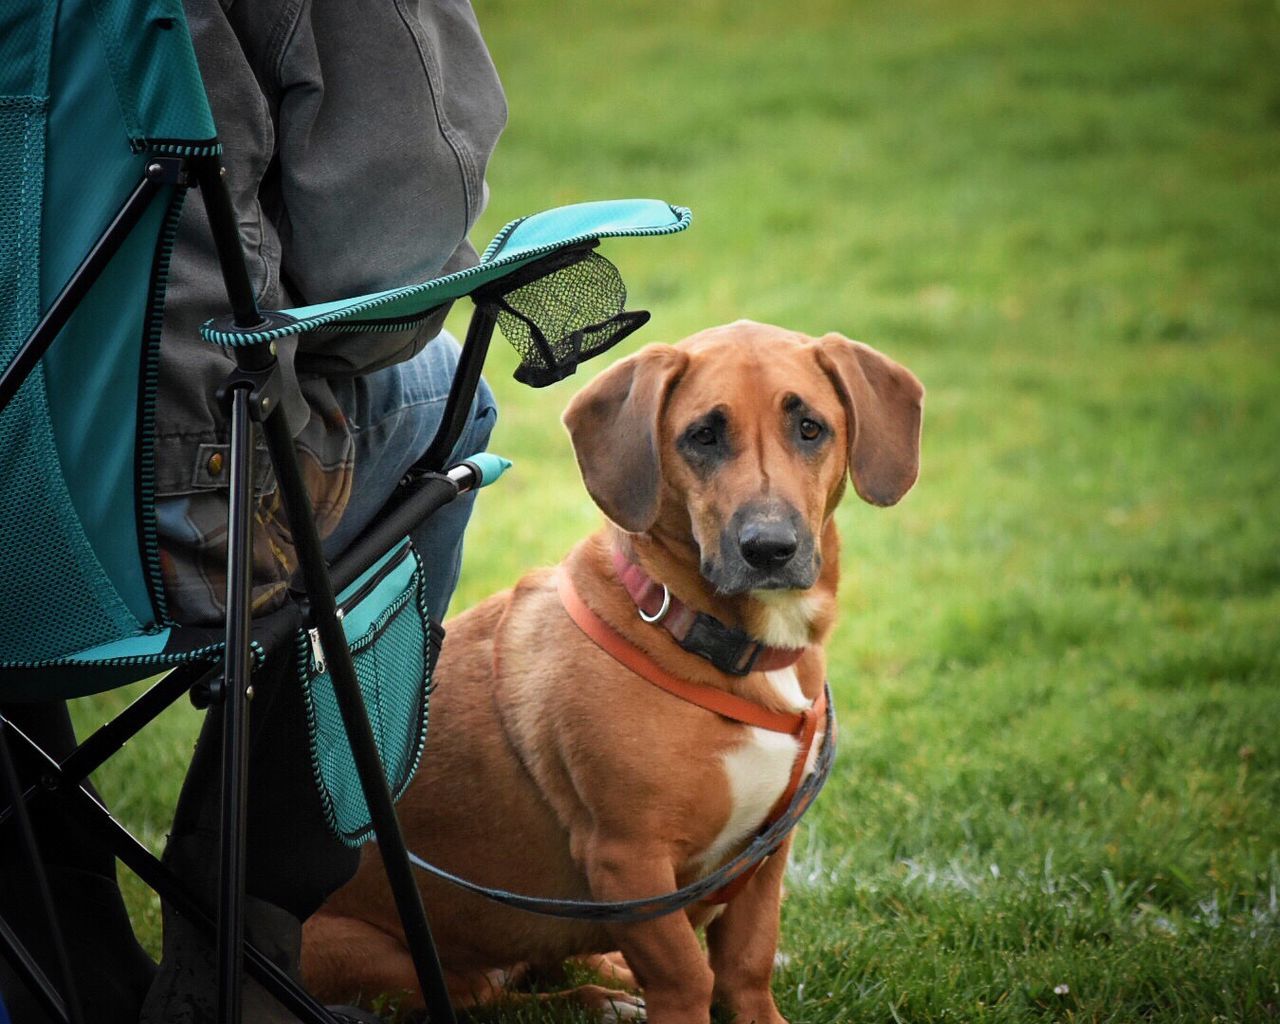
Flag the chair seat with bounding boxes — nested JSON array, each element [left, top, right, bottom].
[[0, 608, 301, 702]]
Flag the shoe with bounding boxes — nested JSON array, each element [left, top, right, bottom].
[[139, 892, 303, 1024]]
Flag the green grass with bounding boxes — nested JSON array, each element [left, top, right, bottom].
[[73, 0, 1280, 1019]]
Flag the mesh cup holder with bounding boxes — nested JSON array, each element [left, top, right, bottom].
[[478, 244, 650, 387]]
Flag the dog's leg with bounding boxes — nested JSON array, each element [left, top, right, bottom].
[[445, 964, 534, 1010], [705, 837, 791, 1024], [300, 911, 421, 1009], [503, 955, 642, 1018], [586, 840, 714, 1024], [498, 985, 646, 1021], [300, 910, 522, 1012], [572, 950, 639, 991]]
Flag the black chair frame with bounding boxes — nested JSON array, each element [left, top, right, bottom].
[[0, 150, 535, 1024]]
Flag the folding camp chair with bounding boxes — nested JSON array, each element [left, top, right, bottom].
[[0, 2, 689, 1022]]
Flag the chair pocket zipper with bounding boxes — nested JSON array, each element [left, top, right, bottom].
[[307, 543, 414, 673]]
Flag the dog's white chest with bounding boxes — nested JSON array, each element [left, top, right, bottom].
[[699, 667, 818, 873]]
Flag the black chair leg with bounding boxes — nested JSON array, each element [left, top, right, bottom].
[[216, 383, 257, 1024], [253, 360, 458, 1024], [2, 715, 342, 1024], [205, 133, 458, 1014], [0, 716, 82, 1024]]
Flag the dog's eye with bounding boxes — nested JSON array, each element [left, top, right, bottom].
[[691, 425, 718, 446], [799, 418, 823, 441]]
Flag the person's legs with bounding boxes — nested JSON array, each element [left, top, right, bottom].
[[140, 648, 358, 1024], [325, 331, 498, 620], [143, 334, 495, 1021]]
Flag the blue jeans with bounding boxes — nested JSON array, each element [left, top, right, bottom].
[[326, 331, 497, 621]]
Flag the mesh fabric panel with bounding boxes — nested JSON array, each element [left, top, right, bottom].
[[0, 3, 54, 98], [0, 98, 140, 666], [492, 249, 649, 387], [301, 559, 433, 847], [84, 0, 216, 146], [0, 99, 43, 329]]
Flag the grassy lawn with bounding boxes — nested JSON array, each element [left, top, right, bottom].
[[73, 0, 1280, 1019]]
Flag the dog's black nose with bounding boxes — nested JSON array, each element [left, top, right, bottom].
[[739, 521, 799, 569]]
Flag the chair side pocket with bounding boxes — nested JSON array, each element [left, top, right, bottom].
[[297, 541, 440, 847]]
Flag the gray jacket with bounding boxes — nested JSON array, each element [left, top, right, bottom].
[[157, 0, 505, 623]]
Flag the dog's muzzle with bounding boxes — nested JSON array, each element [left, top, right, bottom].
[[706, 502, 817, 594]]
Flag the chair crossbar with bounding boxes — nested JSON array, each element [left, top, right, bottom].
[[0, 170, 166, 417], [0, 720, 84, 1024], [0, 908, 69, 1024], [0, 717, 342, 1024], [57, 665, 214, 788]]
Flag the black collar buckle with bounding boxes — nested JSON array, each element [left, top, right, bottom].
[[679, 613, 763, 677]]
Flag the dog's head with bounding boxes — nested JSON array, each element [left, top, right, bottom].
[[563, 320, 924, 596]]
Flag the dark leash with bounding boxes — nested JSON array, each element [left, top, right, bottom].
[[405, 683, 835, 923]]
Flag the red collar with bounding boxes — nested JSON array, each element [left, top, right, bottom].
[[609, 548, 805, 676], [556, 568, 827, 904]]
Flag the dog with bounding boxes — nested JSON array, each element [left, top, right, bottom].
[[301, 320, 923, 1023]]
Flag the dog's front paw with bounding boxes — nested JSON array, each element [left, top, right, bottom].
[[574, 984, 646, 1022], [573, 950, 640, 991]]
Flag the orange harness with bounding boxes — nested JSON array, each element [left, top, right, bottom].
[[556, 569, 828, 904]]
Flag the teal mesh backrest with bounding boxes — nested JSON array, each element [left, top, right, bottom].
[[0, 0, 216, 669]]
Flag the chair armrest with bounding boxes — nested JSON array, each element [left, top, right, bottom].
[[200, 199, 690, 347]]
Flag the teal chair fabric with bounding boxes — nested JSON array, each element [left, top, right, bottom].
[[0, 0, 217, 694]]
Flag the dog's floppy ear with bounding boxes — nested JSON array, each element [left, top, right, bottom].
[[815, 333, 924, 507], [562, 345, 687, 532]]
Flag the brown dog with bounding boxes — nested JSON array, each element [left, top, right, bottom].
[[301, 321, 923, 1023]]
